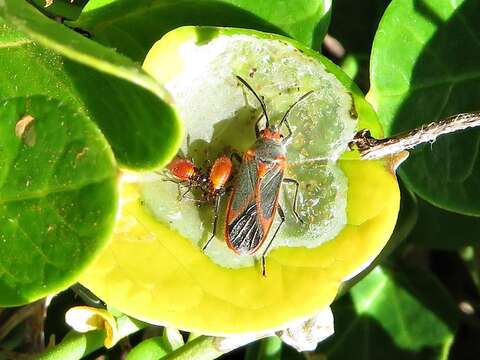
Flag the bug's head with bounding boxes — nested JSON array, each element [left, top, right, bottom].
[[259, 126, 282, 142]]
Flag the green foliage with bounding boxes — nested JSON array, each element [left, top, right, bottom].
[[1, 0, 480, 359], [370, 0, 480, 215], [318, 267, 457, 359], [1, 0, 182, 169], [0, 96, 117, 305], [411, 198, 480, 249], [28, 0, 90, 20], [76, 0, 331, 60]]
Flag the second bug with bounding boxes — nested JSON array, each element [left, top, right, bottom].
[[166, 155, 234, 248]]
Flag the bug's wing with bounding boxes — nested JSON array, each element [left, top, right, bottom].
[[257, 165, 284, 233], [259, 166, 284, 219], [226, 160, 264, 254]]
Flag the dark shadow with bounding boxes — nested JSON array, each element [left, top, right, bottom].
[[311, 6, 332, 51], [316, 293, 454, 359], [74, 0, 286, 63], [327, 0, 391, 91], [389, 267, 459, 334], [389, 0, 480, 214]]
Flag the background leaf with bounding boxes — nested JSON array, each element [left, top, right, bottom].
[[27, 0, 90, 20], [2, 0, 182, 170], [0, 96, 117, 306], [317, 266, 458, 359], [74, 0, 331, 63], [369, 0, 480, 215], [410, 198, 480, 250]]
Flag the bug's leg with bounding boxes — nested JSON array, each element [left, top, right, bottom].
[[281, 118, 293, 143], [202, 195, 221, 251], [160, 177, 184, 199], [283, 178, 304, 223], [179, 185, 192, 201], [261, 205, 285, 277], [230, 152, 243, 164]]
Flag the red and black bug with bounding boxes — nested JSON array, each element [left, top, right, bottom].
[[221, 75, 313, 276], [167, 155, 233, 247]]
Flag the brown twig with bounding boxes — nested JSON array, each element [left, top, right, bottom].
[[349, 111, 480, 159], [24, 299, 47, 353], [0, 347, 32, 360], [0, 300, 44, 342]]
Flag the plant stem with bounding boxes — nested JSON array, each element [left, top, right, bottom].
[[162, 336, 223, 360], [36, 330, 105, 360], [36, 316, 145, 360], [0, 300, 44, 341], [163, 335, 255, 360], [350, 111, 480, 159]]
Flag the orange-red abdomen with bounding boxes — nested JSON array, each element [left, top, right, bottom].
[[168, 158, 197, 181], [209, 155, 232, 191]]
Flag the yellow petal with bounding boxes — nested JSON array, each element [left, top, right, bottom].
[[65, 306, 118, 349]]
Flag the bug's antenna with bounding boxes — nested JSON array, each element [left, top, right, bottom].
[[279, 90, 315, 128], [236, 75, 270, 128]]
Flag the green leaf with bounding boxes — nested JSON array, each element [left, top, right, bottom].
[[0, 18, 175, 170], [27, 0, 90, 20], [410, 198, 480, 249], [318, 267, 458, 359], [0, 96, 117, 306], [221, 0, 332, 48], [1, 0, 182, 169], [369, 0, 480, 215], [74, 0, 331, 63]]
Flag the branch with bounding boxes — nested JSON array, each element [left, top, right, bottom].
[[36, 317, 145, 360], [163, 335, 258, 360], [0, 300, 44, 341], [349, 112, 480, 159]]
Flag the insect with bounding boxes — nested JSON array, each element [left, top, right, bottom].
[[167, 157, 206, 199], [167, 155, 233, 247], [221, 75, 313, 276]]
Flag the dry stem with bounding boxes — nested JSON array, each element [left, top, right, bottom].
[[350, 111, 480, 159], [0, 301, 44, 342]]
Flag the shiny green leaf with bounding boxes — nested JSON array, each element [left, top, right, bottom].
[[370, 0, 480, 215], [1, 0, 182, 169], [0, 96, 117, 306], [74, 0, 331, 63], [28, 0, 90, 20]]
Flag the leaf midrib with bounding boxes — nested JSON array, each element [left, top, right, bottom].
[[0, 175, 115, 204], [0, 39, 33, 48]]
